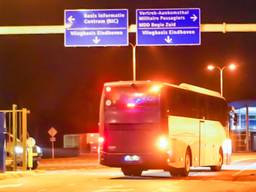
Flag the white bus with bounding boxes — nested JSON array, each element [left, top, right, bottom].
[[98, 81, 230, 176]]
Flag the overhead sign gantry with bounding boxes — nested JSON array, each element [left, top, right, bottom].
[[64, 9, 129, 47]]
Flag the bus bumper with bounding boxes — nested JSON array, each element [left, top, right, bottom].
[[99, 152, 169, 169]]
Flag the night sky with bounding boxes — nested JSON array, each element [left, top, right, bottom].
[[0, 1, 255, 147]]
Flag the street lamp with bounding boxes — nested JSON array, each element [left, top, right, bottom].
[[207, 63, 237, 97]]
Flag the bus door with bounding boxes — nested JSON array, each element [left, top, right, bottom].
[[199, 117, 207, 166], [200, 119, 215, 166]]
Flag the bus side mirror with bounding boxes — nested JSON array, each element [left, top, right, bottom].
[[233, 113, 238, 126]]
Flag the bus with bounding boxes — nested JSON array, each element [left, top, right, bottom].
[[98, 81, 230, 177]]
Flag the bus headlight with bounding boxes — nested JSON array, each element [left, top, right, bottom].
[[14, 146, 23, 154], [156, 136, 169, 151]]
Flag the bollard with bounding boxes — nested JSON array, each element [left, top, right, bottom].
[[27, 137, 36, 170], [27, 147, 33, 170]]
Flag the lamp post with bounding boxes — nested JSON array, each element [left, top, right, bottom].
[[207, 63, 236, 97]]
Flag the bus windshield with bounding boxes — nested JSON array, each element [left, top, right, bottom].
[[103, 84, 161, 124]]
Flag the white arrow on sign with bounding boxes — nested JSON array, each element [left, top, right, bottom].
[[190, 14, 198, 22], [66, 16, 75, 28], [92, 36, 101, 44], [68, 16, 75, 24], [165, 36, 173, 44]]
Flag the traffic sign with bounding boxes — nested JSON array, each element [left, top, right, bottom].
[[136, 8, 201, 46], [64, 9, 129, 47], [50, 137, 56, 142], [27, 137, 36, 147], [48, 127, 57, 137]]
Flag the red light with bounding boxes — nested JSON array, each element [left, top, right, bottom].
[[127, 103, 136, 108], [106, 86, 111, 92], [105, 100, 112, 106]]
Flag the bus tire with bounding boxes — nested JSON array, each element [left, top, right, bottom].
[[121, 167, 142, 176], [210, 149, 223, 171], [169, 167, 180, 177], [179, 149, 191, 176], [121, 167, 132, 176]]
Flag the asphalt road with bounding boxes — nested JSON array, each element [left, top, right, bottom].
[[0, 153, 256, 192]]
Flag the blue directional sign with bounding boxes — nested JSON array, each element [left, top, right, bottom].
[[65, 9, 129, 47], [136, 8, 201, 46]]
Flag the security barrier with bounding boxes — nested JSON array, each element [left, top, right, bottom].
[[0, 104, 29, 171], [0, 113, 5, 172]]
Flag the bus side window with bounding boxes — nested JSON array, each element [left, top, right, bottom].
[[168, 89, 182, 117], [161, 88, 170, 115], [208, 96, 218, 121], [198, 95, 206, 119]]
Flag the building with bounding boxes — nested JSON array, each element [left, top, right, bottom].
[[229, 100, 256, 152], [63, 133, 99, 153]]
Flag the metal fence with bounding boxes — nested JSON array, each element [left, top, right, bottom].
[[0, 104, 29, 171]]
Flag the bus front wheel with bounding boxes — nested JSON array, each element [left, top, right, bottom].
[[179, 150, 191, 176], [210, 150, 223, 171], [121, 167, 142, 176], [169, 167, 180, 177], [169, 150, 191, 177]]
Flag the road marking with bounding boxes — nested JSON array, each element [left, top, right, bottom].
[[231, 158, 256, 164], [93, 185, 135, 192], [94, 189, 134, 192], [93, 188, 134, 192], [232, 162, 256, 176], [36, 169, 122, 177], [37, 189, 47, 192], [0, 183, 23, 189], [67, 183, 76, 187]]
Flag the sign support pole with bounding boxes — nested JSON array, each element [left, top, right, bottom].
[[51, 138, 55, 159], [130, 43, 136, 81], [1, 23, 256, 35]]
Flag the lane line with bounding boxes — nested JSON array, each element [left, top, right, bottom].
[[232, 162, 256, 176], [93, 185, 135, 192], [231, 157, 256, 164], [37, 189, 47, 192], [93, 188, 134, 192], [0, 183, 23, 189], [67, 183, 76, 187]]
